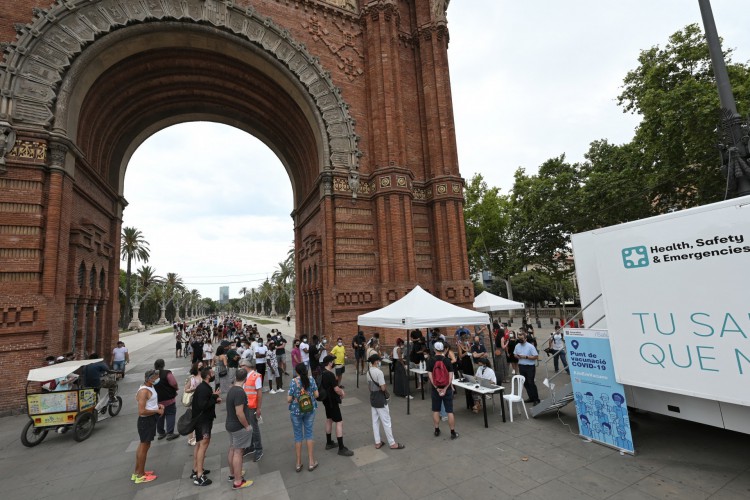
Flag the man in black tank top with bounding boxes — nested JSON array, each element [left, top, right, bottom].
[[153, 359, 180, 440]]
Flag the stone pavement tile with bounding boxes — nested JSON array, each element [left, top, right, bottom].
[[718, 470, 750, 497], [81, 462, 142, 489], [286, 477, 336, 500], [339, 397, 363, 407], [706, 489, 750, 500], [557, 467, 629, 499], [349, 444, 388, 467], [585, 453, 664, 484], [504, 434, 562, 458], [134, 478, 182, 500], [391, 468, 449, 498], [354, 479, 409, 500], [650, 463, 739, 495], [476, 442, 530, 466], [506, 455, 565, 484], [607, 488, 660, 500], [327, 468, 375, 498], [520, 478, 598, 500], [528, 445, 591, 473], [450, 476, 514, 500], [427, 453, 496, 486], [484, 465, 541, 496], [632, 475, 710, 500], [560, 438, 618, 462]]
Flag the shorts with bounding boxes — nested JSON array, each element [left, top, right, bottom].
[[176, 342, 182, 349], [324, 402, 342, 422], [335, 364, 345, 375], [431, 387, 454, 414], [290, 411, 315, 443], [195, 419, 213, 442], [276, 352, 286, 362], [229, 428, 253, 449], [137, 414, 158, 443], [354, 349, 365, 360], [256, 363, 266, 378]]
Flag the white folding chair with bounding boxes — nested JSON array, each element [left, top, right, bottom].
[[502, 375, 529, 421]]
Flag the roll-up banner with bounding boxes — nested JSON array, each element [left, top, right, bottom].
[[566, 328, 634, 454]]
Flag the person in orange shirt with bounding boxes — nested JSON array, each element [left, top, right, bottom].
[[239, 359, 263, 462]]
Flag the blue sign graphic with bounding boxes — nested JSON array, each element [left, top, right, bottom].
[[621, 246, 649, 268], [565, 329, 635, 454]]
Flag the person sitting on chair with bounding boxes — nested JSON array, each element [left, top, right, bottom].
[[471, 358, 497, 413]]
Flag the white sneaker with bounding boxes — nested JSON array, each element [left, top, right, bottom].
[[441, 416, 448, 421], [269, 389, 277, 394], [405, 395, 414, 399]]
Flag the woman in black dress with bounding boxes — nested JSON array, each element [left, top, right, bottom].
[[506, 330, 519, 376], [457, 336, 475, 410], [392, 338, 410, 398]]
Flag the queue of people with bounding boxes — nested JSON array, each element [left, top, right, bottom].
[[130, 315, 567, 491]]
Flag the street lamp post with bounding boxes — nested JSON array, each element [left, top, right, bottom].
[[529, 275, 539, 325], [697, 0, 750, 197]]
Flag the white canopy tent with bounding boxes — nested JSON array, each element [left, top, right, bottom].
[[473, 290, 526, 371], [473, 291, 525, 312], [358, 286, 489, 414], [358, 285, 490, 328]]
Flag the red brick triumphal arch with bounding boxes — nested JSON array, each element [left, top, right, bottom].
[[0, 0, 471, 411]]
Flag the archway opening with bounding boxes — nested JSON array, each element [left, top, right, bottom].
[[121, 122, 294, 324]]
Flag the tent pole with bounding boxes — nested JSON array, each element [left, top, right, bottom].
[[489, 313, 497, 369], [406, 334, 411, 415]]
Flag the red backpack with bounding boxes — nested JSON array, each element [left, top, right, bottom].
[[432, 358, 450, 388]]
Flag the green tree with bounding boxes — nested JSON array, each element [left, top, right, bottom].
[[617, 23, 750, 210], [575, 140, 655, 232], [510, 156, 582, 270], [120, 227, 150, 324], [464, 174, 525, 298]]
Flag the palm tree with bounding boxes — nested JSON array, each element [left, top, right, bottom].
[[258, 279, 273, 316], [188, 289, 201, 319], [127, 265, 160, 330], [120, 227, 150, 325], [273, 245, 296, 318]]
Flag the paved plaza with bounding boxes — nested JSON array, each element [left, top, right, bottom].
[[1, 320, 749, 500]]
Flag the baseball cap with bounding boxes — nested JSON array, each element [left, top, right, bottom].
[[433, 341, 445, 351]]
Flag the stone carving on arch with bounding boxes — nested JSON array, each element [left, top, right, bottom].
[[0, 0, 361, 191]]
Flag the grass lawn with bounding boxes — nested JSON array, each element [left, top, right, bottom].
[[241, 316, 280, 325]]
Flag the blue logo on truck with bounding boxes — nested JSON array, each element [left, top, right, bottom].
[[622, 246, 649, 268]]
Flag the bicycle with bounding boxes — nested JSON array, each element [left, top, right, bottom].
[[95, 370, 123, 418]]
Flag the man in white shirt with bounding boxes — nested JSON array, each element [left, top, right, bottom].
[[254, 339, 268, 390], [112, 341, 129, 372], [472, 358, 496, 413], [299, 335, 310, 371], [367, 354, 405, 450]]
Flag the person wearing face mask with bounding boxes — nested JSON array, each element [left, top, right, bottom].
[[191, 366, 221, 486], [513, 333, 540, 405], [291, 340, 302, 372], [329, 337, 346, 386], [299, 335, 311, 373], [506, 330, 520, 376], [133, 370, 164, 483], [367, 354, 405, 450]]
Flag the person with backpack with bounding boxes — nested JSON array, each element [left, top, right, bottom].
[[427, 342, 458, 439], [286, 363, 320, 472]]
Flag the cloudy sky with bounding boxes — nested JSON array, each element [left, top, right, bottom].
[[121, 0, 749, 300]]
